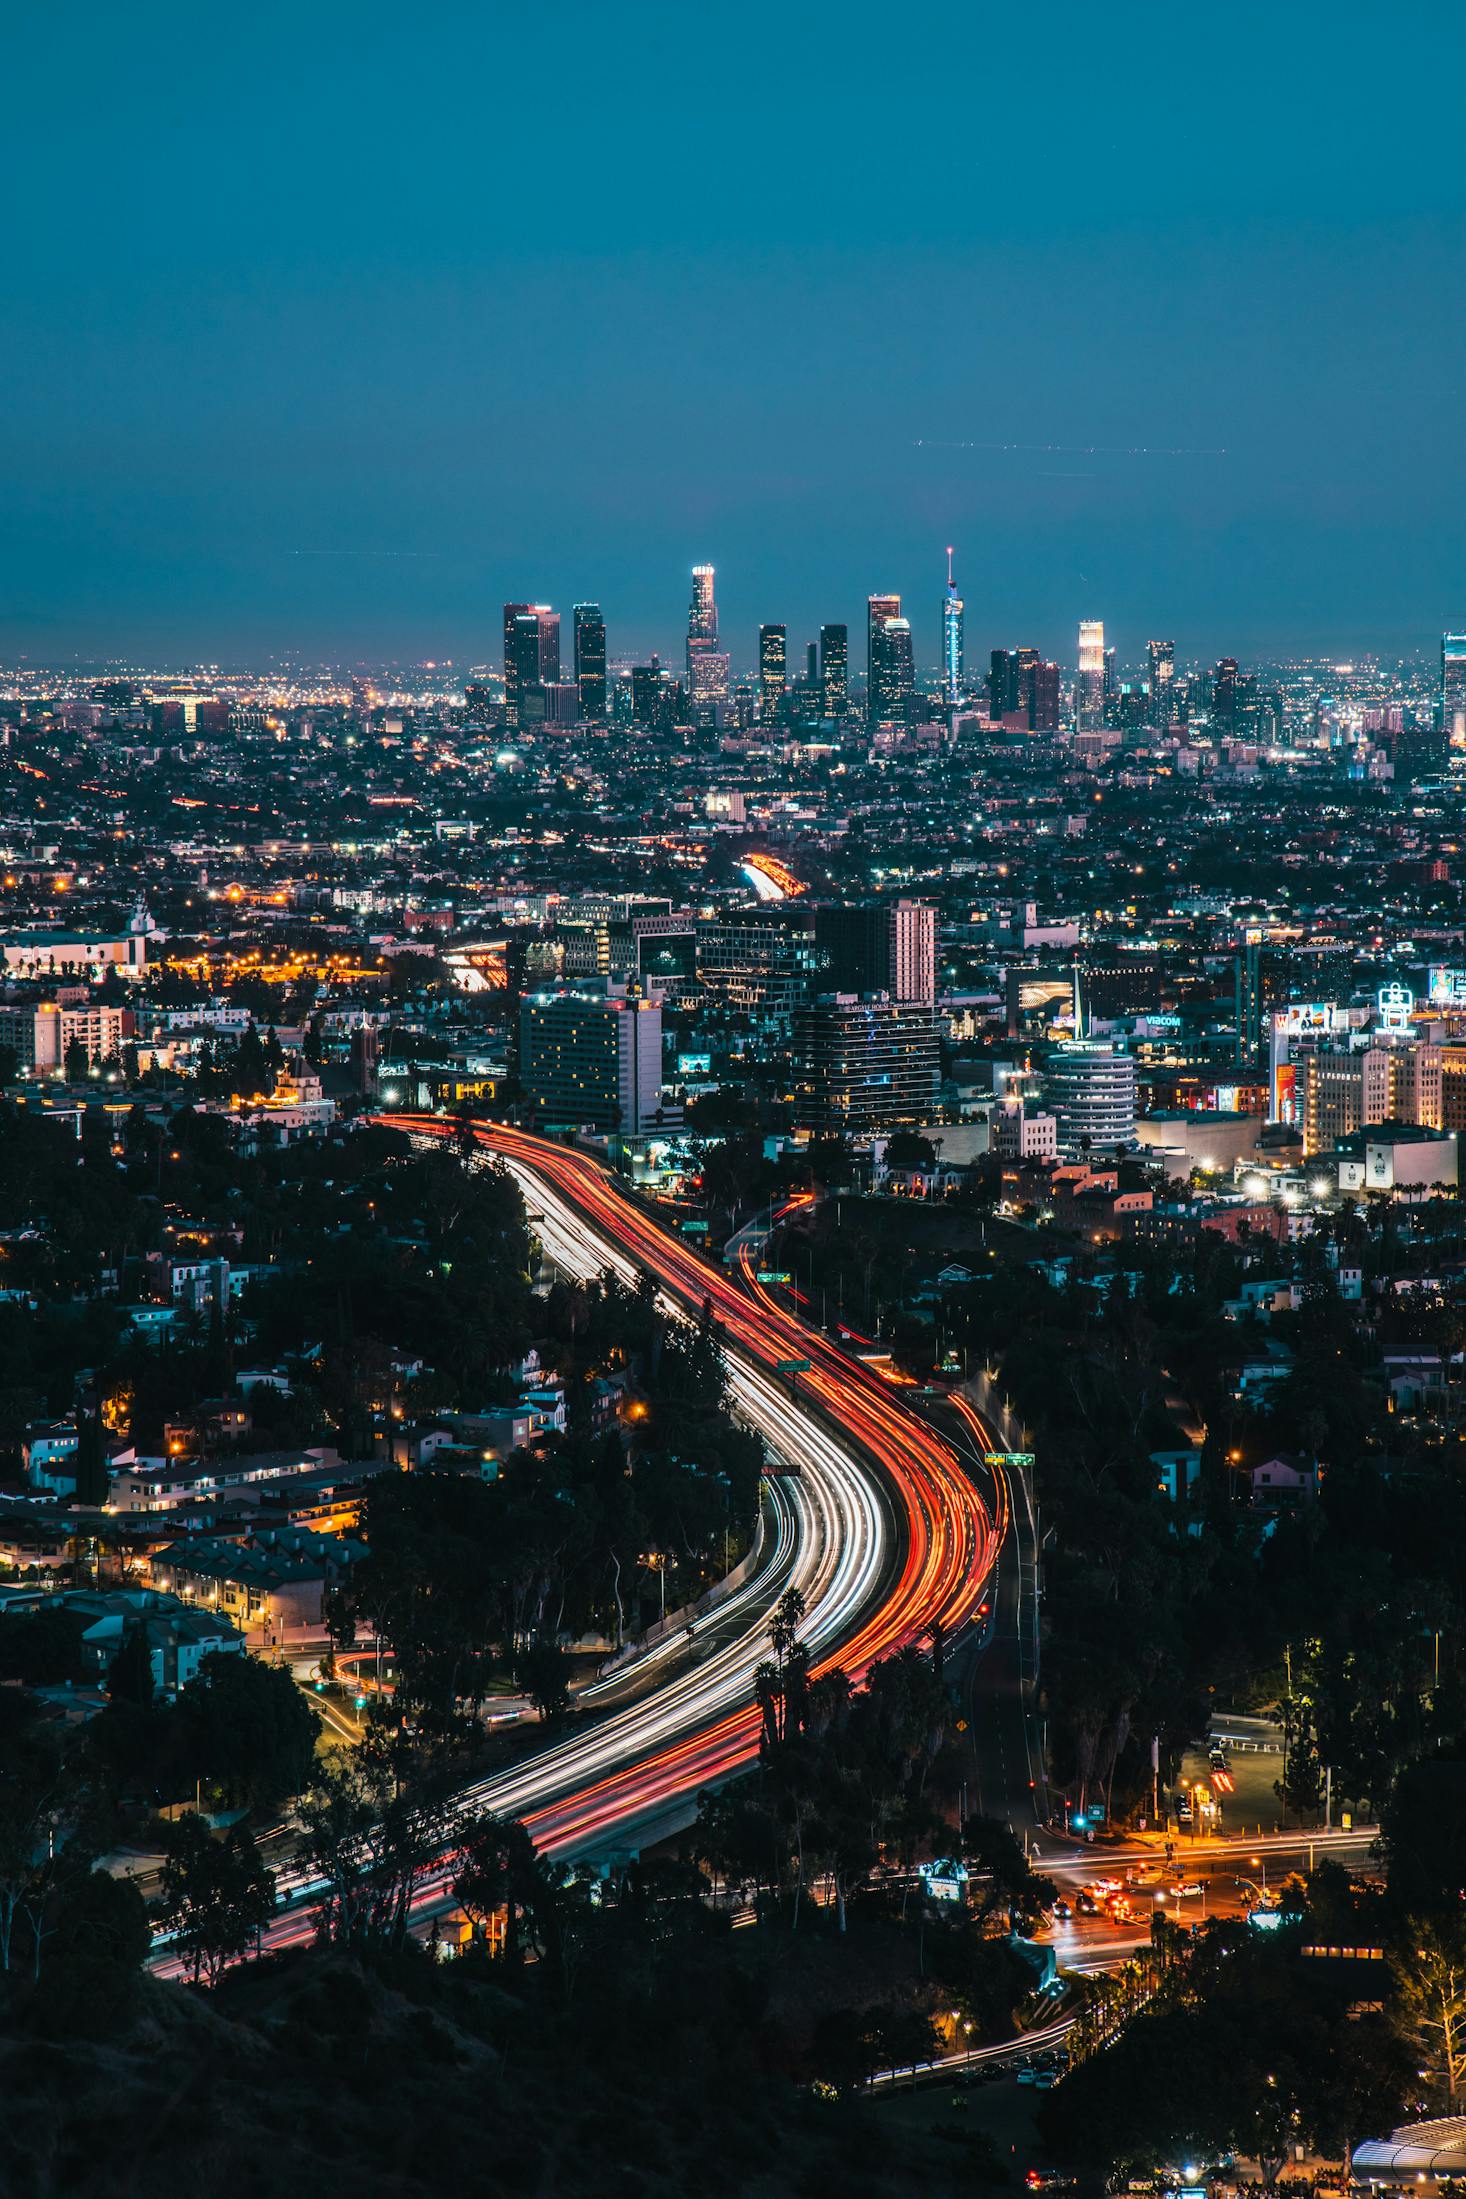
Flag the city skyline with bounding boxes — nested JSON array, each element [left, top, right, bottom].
[[6, 1, 1466, 2185]]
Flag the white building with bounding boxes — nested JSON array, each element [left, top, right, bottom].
[[1046, 1042, 1136, 1155], [992, 1103, 1059, 1161]]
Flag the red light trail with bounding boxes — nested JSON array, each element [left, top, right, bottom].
[[385, 1118, 999, 1857]]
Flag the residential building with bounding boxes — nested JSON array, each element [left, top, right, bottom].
[[793, 993, 940, 1131], [518, 974, 665, 1134]]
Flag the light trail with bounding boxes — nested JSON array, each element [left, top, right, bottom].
[[157, 1122, 999, 1966], [405, 1119, 1000, 1854]]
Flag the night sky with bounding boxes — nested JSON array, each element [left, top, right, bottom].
[[6, 0, 1463, 668]]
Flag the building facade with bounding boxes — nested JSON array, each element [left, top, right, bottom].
[[519, 975, 665, 1134], [1046, 1040, 1137, 1154], [793, 994, 940, 1132], [573, 602, 607, 721]]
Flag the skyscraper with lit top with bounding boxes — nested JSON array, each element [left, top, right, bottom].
[[942, 548, 964, 705]]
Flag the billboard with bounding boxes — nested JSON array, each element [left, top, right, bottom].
[[1428, 966, 1466, 1007]]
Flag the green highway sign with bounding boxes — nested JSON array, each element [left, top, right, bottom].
[[776, 1358, 812, 1375], [756, 1270, 793, 1283], [984, 1451, 1036, 1469]]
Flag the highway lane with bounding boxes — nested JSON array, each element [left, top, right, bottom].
[[153, 1122, 1000, 1968], [385, 1119, 1000, 1850]]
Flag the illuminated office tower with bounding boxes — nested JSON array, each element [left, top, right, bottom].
[[758, 624, 787, 723], [573, 603, 607, 721], [942, 548, 964, 704], [871, 617, 914, 725], [1443, 633, 1466, 751], [685, 563, 725, 721], [1212, 658, 1240, 731], [504, 604, 559, 727], [1076, 618, 1106, 731], [687, 647, 730, 721], [502, 601, 528, 723], [688, 564, 718, 664], [1147, 638, 1175, 726], [868, 595, 913, 725], [1028, 658, 1061, 732], [820, 623, 848, 717], [989, 648, 1022, 720], [867, 594, 901, 722]]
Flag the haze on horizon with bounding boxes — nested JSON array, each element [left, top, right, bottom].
[[5, 0, 1463, 669]]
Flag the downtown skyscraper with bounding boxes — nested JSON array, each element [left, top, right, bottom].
[[820, 623, 848, 718], [1443, 631, 1466, 752], [573, 603, 607, 721], [686, 563, 729, 723], [758, 623, 787, 724], [503, 603, 560, 727], [1076, 618, 1106, 731], [867, 594, 913, 726], [1147, 638, 1175, 727], [942, 549, 964, 706]]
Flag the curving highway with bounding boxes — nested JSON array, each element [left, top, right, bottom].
[[154, 1118, 1000, 1968], [380, 1117, 1001, 1857]]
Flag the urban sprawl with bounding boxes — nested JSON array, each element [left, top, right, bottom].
[[2, 562, 1465, 2196]]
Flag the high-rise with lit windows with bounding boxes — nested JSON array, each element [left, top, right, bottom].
[[1147, 638, 1175, 725], [942, 548, 964, 705], [1076, 618, 1106, 731], [868, 595, 913, 725], [573, 603, 607, 721], [820, 623, 848, 717], [1442, 632, 1466, 751], [758, 624, 787, 723], [504, 604, 559, 727]]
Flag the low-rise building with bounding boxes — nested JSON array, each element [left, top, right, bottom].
[[148, 1525, 363, 1641]]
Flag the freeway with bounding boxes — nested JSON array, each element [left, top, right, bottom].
[[159, 1117, 1001, 1966], [379, 1117, 1000, 1856]]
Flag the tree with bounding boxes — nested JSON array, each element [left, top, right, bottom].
[[32, 1868, 152, 2038], [806, 1132, 856, 1188], [64, 1036, 90, 1084], [0, 1700, 90, 1979], [298, 1734, 462, 1954], [962, 1814, 1058, 1930], [72, 1407, 110, 1508], [1393, 1919, 1466, 2106], [158, 1814, 275, 1987], [755, 1586, 809, 1752], [348, 1473, 501, 1734], [174, 1650, 321, 1810], [1276, 1687, 1325, 1821], [518, 1638, 572, 1721], [1382, 1759, 1466, 1916], [230, 1025, 273, 1099], [0, 1606, 89, 1686], [452, 1809, 544, 1962], [106, 1621, 155, 1705]]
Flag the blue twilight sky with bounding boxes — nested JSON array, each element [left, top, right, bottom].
[[3, 0, 1464, 671]]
